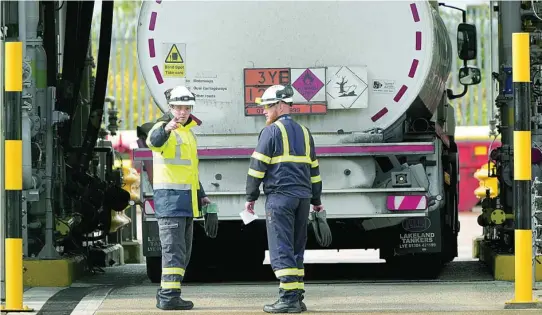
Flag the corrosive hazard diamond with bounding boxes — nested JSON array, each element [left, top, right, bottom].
[[292, 69, 324, 101]]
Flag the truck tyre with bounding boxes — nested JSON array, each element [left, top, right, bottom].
[[146, 256, 162, 283]]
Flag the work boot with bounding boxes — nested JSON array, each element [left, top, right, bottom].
[[156, 296, 194, 310], [263, 298, 302, 313], [299, 294, 307, 312]]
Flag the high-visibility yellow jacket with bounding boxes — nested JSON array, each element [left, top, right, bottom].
[[146, 115, 206, 218]]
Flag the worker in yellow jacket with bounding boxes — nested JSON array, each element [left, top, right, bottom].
[[146, 85, 218, 311]]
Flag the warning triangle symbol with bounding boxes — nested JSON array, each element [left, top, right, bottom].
[[165, 44, 183, 64]]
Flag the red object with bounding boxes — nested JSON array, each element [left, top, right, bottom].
[[455, 127, 502, 212]]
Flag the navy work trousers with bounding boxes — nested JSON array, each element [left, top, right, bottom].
[[156, 217, 193, 304], [265, 193, 311, 302]]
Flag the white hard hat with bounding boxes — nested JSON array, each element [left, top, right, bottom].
[[255, 85, 294, 106], [164, 86, 196, 106]]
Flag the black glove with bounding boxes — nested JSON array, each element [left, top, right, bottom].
[[204, 213, 218, 238], [310, 210, 332, 247]]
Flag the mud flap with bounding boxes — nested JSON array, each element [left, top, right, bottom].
[[142, 219, 162, 257], [394, 209, 442, 255]]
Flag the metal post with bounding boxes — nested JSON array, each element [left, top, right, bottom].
[[531, 177, 542, 290], [505, 32, 542, 310], [0, 42, 31, 313], [0, 1, 5, 304]]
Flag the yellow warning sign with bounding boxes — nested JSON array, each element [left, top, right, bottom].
[[164, 44, 185, 78], [165, 45, 183, 63]]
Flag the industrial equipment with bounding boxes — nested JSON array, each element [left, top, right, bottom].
[[132, 0, 481, 282], [0, 0, 135, 283], [474, 0, 542, 284]]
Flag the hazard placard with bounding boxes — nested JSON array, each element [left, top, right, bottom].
[[163, 43, 186, 78], [243, 67, 328, 116]]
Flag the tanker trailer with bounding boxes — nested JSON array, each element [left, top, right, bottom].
[[132, 0, 481, 281]]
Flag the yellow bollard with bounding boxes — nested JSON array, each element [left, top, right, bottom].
[[504, 32, 542, 310], [1, 41, 32, 313], [5, 42, 22, 92], [5, 239, 23, 310]]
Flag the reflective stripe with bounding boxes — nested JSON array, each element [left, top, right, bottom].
[[154, 157, 192, 165], [190, 181, 199, 217], [275, 268, 305, 277], [279, 282, 304, 290], [162, 267, 185, 276], [275, 121, 291, 155], [300, 125, 310, 157], [154, 183, 192, 190], [311, 159, 319, 168], [270, 155, 312, 164], [252, 151, 271, 164], [153, 131, 192, 165], [161, 281, 181, 289], [273, 121, 312, 165], [248, 168, 265, 178], [311, 175, 322, 183]]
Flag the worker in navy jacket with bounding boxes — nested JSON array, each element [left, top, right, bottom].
[[244, 84, 324, 313]]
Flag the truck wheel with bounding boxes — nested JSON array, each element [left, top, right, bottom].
[[146, 256, 162, 283]]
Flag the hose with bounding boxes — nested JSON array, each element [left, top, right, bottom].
[[78, 0, 114, 172]]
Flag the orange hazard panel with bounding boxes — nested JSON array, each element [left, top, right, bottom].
[[243, 68, 328, 116], [245, 87, 267, 104], [244, 68, 290, 87]]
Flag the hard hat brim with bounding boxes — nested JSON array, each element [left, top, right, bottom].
[[169, 101, 196, 106], [254, 97, 293, 106]]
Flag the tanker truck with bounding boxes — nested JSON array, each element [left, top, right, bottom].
[[131, 0, 481, 281]]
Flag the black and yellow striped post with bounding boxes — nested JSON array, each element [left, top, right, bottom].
[[0, 41, 32, 313], [504, 32, 542, 310]]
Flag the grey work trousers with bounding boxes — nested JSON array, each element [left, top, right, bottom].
[[156, 216, 194, 303]]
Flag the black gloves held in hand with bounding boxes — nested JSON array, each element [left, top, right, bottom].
[[204, 213, 218, 238], [310, 210, 332, 248]]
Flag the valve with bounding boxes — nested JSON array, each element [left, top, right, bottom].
[[121, 165, 141, 203], [474, 162, 499, 199], [105, 96, 118, 136]]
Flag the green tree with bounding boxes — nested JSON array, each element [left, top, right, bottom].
[[92, 0, 162, 130]]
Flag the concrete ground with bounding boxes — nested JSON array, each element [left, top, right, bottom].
[[92, 209, 542, 314], [11, 209, 542, 314], [96, 281, 542, 314]]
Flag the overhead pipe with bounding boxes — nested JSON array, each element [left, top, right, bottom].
[[42, 1, 58, 86]]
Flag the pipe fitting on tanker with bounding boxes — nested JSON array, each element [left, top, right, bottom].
[[411, 118, 430, 133], [427, 194, 443, 207]]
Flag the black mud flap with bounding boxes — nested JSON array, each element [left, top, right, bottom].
[[142, 219, 162, 257], [394, 209, 442, 255]]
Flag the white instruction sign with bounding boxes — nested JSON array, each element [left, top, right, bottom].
[[185, 75, 231, 104], [372, 79, 396, 94]]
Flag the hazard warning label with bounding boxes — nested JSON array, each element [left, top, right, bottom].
[[163, 43, 186, 78]]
